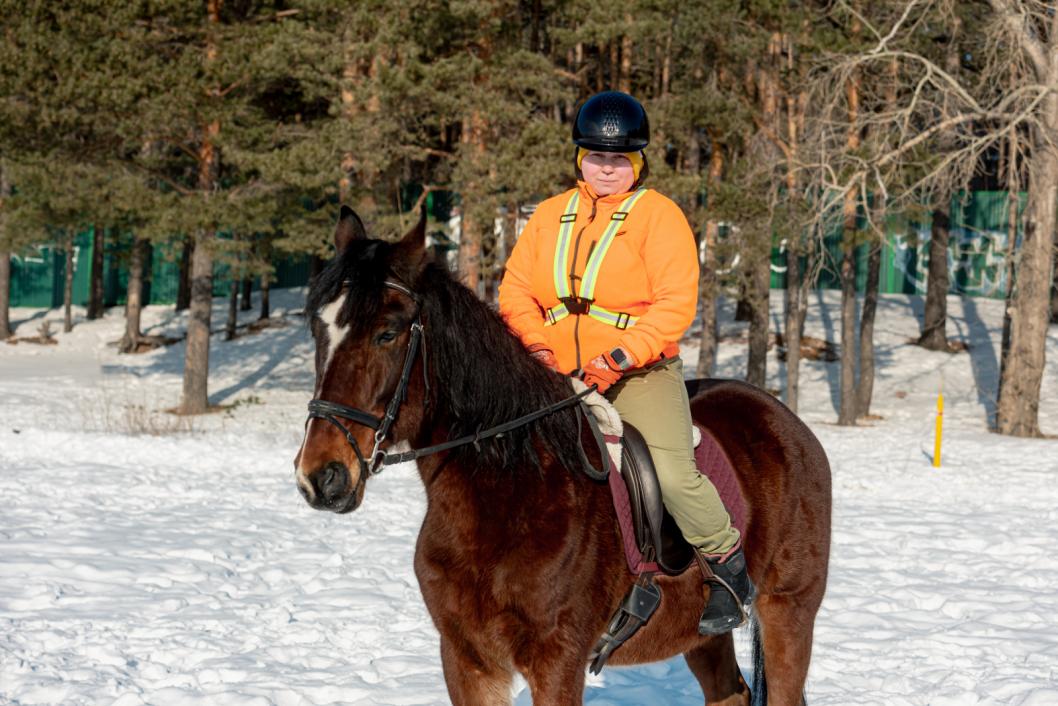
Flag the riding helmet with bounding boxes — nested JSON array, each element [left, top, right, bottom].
[[572, 91, 650, 153]]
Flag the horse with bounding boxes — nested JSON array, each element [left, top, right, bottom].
[[294, 206, 832, 706]]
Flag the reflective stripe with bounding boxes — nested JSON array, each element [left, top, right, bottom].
[[544, 302, 569, 325], [578, 188, 648, 301], [544, 303, 639, 329], [585, 305, 638, 329], [545, 188, 648, 330], [552, 191, 580, 299]]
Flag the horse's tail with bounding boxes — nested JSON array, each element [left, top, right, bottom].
[[750, 614, 808, 706], [750, 614, 768, 706]]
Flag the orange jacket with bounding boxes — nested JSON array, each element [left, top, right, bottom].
[[499, 181, 699, 373]]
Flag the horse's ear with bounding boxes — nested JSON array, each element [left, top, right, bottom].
[[393, 205, 429, 277], [334, 205, 367, 254], [399, 205, 427, 252]]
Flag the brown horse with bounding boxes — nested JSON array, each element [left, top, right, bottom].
[[294, 207, 831, 706]]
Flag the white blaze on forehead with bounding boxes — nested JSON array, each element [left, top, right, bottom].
[[318, 292, 350, 375]]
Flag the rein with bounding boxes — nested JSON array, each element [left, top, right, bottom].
[[307, 279, 608, 482]]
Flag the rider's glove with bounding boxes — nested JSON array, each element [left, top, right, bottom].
[[583, 347, 635, 394]]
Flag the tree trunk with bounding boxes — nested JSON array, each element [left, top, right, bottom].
[[746, 34, 782, 377], [797, 225, 817, 340], [997, 102, 1058, 436], [784, 239, 801, 411], [998, 190, 1019, 427], [857, 237, 882, 417], [0, 251, 10, 340], [1050, 238, 1058, 323], [119, 237, 146, 353], [63, 234, 74, 333], [697, 221, 719, 378], [240, 277, 252, 311], [838, 231, 858, 426], [918, 209, 951, 350], [259, 276, 270, 320], [619, 19, 632, 94], [857, 57, 897, 419], [918, 22, 960, 351], [225, 278, 238, 341], [783, 39, 803, 413], [87, 226, 105, 320], [746, 246, 770, 389], [661, 29, 672, 97], [339, 27, 358, 204], [180, 232, 214, 414], [180, 0, 221, 415], [697, 138, 723, 379], [0, 165, 11, 339], [176, 237, 193, 311], [458, 111, 486, 297], [838, 47, 861, 426], [735, 292, 752, 322]]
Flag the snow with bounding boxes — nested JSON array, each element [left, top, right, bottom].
[[2, 289, 1057, 705]]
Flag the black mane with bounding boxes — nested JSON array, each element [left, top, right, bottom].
[[307, 239, 585, 472]]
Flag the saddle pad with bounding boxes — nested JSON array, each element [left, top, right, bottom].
[[608, 423, 748, 575]]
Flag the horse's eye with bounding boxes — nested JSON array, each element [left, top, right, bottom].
[[376, 330, 398, 345]]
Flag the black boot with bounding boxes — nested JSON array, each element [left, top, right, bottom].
[[698, 547, 755, 636]]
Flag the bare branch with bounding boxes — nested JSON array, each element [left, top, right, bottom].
[[987, 0, 1049, 79]]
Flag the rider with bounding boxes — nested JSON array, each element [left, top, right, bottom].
[[498, 90, 753, 635]]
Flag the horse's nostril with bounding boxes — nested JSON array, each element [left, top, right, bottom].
[[315, 462, 350, 503]]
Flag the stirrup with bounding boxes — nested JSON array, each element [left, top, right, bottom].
[[695, 549, 754, 635]]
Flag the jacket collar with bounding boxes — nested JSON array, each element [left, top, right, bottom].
[[577, 180, 639, 205]]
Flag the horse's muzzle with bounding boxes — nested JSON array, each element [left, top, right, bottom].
[[300, 461, 363, 513]]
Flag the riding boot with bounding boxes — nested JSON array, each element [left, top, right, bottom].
[[698, 547, 755, 636]]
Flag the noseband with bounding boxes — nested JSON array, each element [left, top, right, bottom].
[[307, 279, 427, 481], [306, 279, 607, 489]]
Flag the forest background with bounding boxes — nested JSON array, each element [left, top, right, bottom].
[[1, 0, 1056, 437]]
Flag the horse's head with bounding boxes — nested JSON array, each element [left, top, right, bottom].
[[294, 205, 429, 513]]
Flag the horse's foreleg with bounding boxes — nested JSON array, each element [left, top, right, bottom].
[[521, 651, 587, 706], [753, 593, 819, 706], [684, 633, 751, 706], [439, 636, 514, 706]]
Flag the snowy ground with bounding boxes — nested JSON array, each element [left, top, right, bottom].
[[1, 289, 1057, 705]]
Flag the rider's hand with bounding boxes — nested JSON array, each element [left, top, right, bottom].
[[527, 343, 559, 371], [583, 348, 634, 394]]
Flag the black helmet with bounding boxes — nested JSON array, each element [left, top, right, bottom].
[[572, 91, 650, 152]]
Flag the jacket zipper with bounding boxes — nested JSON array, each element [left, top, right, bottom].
[[568, 194, 598, 371]]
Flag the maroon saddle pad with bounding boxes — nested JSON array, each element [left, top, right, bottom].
[[607, 422, 747, 575]]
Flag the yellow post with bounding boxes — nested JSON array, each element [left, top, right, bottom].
[[933, 392, 944, 468]]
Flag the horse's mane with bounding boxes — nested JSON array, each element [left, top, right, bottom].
[[307, 239, 585, 472]]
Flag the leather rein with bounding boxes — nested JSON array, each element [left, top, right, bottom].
[[306, 279, 607, 482]]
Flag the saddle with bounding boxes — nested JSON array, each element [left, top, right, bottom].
[[616, 423, 695, 574], [610, 421, 748, 576]]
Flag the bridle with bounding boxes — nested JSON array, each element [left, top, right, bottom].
[[307, 280, 427, 482], [305, 278, 607, 487]]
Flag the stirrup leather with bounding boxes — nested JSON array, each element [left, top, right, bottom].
[[588, 573, 661, 674]]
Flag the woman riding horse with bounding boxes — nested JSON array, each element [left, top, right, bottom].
[[295, 98, 831, 705], [498, 90, 753, 635]]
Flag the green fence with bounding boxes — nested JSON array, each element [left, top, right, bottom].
[[8, 191, 1026, 308], [768, 191, 1024, 300], [8, 229, 312, 308]]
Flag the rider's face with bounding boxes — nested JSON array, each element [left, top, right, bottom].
[[580, 151, 635, 196]]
